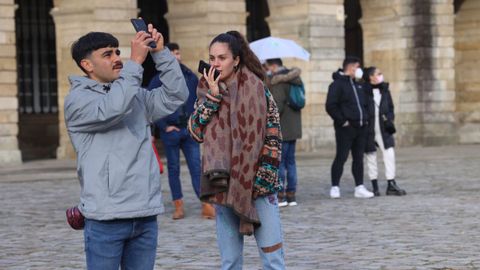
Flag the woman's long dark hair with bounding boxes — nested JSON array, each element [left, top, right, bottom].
[[363, 66, 377, 83], [210, 31, 265, 81]]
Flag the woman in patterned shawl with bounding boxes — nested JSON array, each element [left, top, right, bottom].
[[188, 31, 285, 270]]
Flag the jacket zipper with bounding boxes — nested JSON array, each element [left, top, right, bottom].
[[349, 78, 363, 127]]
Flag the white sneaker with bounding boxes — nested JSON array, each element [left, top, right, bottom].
[[330, 186, 341, 199], [278, 201, 288, 207], [354, 185, 374, 198]]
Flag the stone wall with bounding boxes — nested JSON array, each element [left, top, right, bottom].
[[455, 0, 480, 143], [52, 0, 138, 159], [361, 0, 457, 146], [267, 0, 345, 151], [0, 0, 22, 164], [167, 0, 247, 74]]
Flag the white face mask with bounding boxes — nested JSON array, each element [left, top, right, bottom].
[[376, 74, 384, 84], [354, 68, 363, 80]]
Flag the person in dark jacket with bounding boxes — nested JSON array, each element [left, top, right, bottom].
[[148, 43, 215, 220], [326, 56, 374, 199], [363, 66, 406, 196], [265, 58, 303, 207]]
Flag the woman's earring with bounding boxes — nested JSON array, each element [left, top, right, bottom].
[[234, 65, 238, 71]]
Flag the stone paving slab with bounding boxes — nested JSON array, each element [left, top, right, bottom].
[[0, 145, 479, 269]]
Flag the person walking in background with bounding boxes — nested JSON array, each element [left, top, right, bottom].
[[65, 27, 188, 269], [363, 66, 406, 196], [265, 58, 303, 207], [148, 42, 215, 220], [189, 31, 285, 269], [326, 56, 374, 199]]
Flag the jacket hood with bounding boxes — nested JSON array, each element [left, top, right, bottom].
[[270, 67, 302, 85], [332, 69, 352, 81], [68, 75, 109, 94]]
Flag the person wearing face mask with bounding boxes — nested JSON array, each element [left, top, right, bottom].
[[326, 56, 374, 199], [188, 31, 285, 269], [363, 66, 406, 196]]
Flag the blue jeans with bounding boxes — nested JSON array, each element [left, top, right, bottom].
[[161, 128, 201, 200], [215, 194, 285, 270], [84, 216, 158, 270], [279, 140, 297, 192]]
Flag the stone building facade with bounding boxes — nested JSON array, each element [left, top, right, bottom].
[[0, 0, 478, 164]]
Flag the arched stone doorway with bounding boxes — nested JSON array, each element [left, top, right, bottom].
[[246, 0, 271, 42], [15, 0, 59, 160], [344, 0, 363, 63], [455, 0, 480, 143], [137, 0, 169, 87]]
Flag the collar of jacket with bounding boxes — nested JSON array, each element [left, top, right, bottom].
[[332, 69, 353, 81], [270, 67, 301, 85], [68, 75, 112, 95]]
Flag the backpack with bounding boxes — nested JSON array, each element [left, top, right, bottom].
[[287, 82, 306, 110]]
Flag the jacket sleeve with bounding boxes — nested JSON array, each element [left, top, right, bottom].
[[325, 82, 346, 126], [64, 61, 144, 133], [187, 92, 222, 143], [141, 48, 189, 122], [385, 89, 395, 121]]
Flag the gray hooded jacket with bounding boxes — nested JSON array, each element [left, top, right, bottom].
[[65, 48, 188, 220]]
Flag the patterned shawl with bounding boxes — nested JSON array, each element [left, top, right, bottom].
[[197, 67, 268, 235]]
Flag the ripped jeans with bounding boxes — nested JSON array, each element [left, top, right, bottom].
[[215, 194, 285, 270]]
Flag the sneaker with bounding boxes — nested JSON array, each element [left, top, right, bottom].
[[286, 192, 297, 206], [330, 186, 341, 199], [354, 185, 374, 198], [278, 192, 288, 207]]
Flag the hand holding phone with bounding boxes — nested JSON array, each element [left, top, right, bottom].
[[198, 60, 221, 95], [198, 60, 220, 80], [130, 18, 157, 49]]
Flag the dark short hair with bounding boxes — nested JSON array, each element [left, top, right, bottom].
[[266, 58, 283, 67], [342, 56, 361, 70], [166, 42, 180, 51], [71, 32, 119, 73]]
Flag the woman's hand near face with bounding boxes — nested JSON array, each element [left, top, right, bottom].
[[203, 66, 221, 96]]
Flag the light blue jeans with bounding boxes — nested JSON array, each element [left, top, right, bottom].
[[215, 194, 285, 270], [84, 216, 158, 270]]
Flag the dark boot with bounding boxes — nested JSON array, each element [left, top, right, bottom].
[[371, 179, 380, 197], [386, 180, 406, 196]]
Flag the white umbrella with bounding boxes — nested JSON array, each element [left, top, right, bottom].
[[249, 36, 310, 62]]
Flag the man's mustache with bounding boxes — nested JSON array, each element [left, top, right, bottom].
[[113, 62, 123, 69]]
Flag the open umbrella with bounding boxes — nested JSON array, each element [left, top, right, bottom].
[[249, 36, 310, 62]]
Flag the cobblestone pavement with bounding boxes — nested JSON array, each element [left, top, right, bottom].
[[1, 145, 480, 270]]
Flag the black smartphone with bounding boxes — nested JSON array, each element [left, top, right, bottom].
[[130, 18, 157, 49], [198, 60, 220, 80]]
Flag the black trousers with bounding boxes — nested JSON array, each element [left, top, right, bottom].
[[331, 125, 367, 187]]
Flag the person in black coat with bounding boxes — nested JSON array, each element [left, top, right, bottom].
[[325, 56, 374, 199], [363, 66, 406, 196]]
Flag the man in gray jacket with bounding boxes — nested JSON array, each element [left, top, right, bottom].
[[65, 25, 188, 269]]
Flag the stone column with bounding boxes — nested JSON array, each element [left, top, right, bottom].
[[0, 0, 22, 164], [455, 0, 480, 143], [267, 0, 345, 151], [362, 0, 457, 146], [51, 0, 138, 159], [166, 0, 247, 73]]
